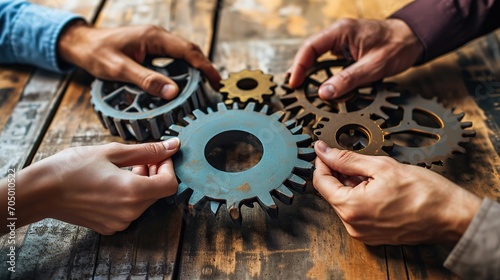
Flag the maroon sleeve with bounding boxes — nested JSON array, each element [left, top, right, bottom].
[[390, 0, 500, 64]]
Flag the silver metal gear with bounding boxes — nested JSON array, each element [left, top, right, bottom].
[[383, 95, 476, 167], [91, 58, 206, 141], [280, 60, 399, 126], [220, 69, 276, 104], [165, 102, 315, 223]]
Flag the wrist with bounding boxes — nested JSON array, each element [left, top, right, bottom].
[[385, 18, 424, 64], [14, 161, 58, 226], [57, 20, 92, 67], [439, 188, 482, 244]]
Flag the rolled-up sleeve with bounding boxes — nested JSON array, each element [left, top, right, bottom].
[[390, 0, 500, 64], [444, 198, 500, 279], [0, 0, 84, 73]]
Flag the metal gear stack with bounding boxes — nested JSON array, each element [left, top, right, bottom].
[[280, 59, 476, 168], [90, 58, 206, 141], [165, 102, 314, 223]]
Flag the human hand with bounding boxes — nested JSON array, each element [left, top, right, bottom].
[[5, 138, 180, 235], [58, 22, 221, 99], [289, 18, 423, 99], [313, 140, 482, 245]]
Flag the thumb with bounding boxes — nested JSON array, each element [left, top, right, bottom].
[[120, 55, 180, 100], [314, 140, 382, 177], [318, 54, 383, 99], [105, 138, 181, 167]]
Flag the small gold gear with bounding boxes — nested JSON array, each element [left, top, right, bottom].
[[220, 69, 276, 104]]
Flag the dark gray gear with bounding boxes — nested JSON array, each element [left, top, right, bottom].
[[165, 102, 315, 223], [91, 59, 206, 141], [383, 95, 476, 167], [280, 60, 399, 126]]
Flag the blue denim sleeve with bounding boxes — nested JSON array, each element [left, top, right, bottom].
[[0, 0, 85, 73]]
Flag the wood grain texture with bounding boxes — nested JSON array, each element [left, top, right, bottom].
[[3, 0, 218, 278], [178, 0, 410, 279]]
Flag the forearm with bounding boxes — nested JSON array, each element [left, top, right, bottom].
[[444, 198, 500, 279], [0, 163, 54, 234], [0, 0, 85, 73], [390, 0, 500, 63]]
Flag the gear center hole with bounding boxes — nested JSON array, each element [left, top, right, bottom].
[[336, 124, 370, 151], [237, 78, 258, 91], [205, 130, 263, 172]]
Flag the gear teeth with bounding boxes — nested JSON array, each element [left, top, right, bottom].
[[274, 185, 294, 205], [114, 119, 130, 140], [131, 120, 148, 141], [178, 182, 189, 194], [183, 116, 195, 124], [456, 112, 465, 121], [374, 119, 385, 126], [244, 102, 256, 112], [463, 130, 476, 137], [232, 102, 239, 110], [290, 126, 302, 134], [286, 174, 307, 192], [187, 191, 205, 209], [298, 148, 316, 161], [217, 103, 227, 112], [455, 146, 467, 154], [284, 120, 296, 128], [192, 109, 205, 119], [292, 134, 311, 144], [461, 122, 473, 128], [169, 124, 183, 133], [270, 111, 285, 121], [257, 195, 278, 218], [207, 107, 214, 114], [103, 115, 118, 135], [210, 201, 222, 215], [294, 159, 314, 173], [260, 104, 269, 114], [148, 118, 162, 140]]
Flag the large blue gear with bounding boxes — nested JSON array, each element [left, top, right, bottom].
[[166, 102, 315, 223]]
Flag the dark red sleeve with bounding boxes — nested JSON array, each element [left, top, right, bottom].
[[390, 0, 500, 64]]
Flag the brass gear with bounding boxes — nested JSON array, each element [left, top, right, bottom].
[[314, 115, 393, 156], [220, 69, 276, 104]]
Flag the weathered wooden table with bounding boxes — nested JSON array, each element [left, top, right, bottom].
[[1, 0, 500, 279]]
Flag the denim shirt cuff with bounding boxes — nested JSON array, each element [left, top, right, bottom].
[[10, 3, 85, 73]]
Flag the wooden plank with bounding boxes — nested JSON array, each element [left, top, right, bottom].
[[5, 0, 217, 279], [177, 1, 410, 279], [0, 1, 105, 279], [0, 66, 32, 131]]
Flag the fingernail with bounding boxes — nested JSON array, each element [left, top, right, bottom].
[[319, 84, 335, 99], [315, 140, 331, 154], [162, 137, 180, 150], [161, 84, 177, 99]]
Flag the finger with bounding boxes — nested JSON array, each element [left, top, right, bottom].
[[132, 165, 148, 176], [105, 137, 181, 167], [314, 140, 390, 177], [143, 29, 221, 90], [289, 23, 349, 88], [118, 55, 180, 99], [133, 158, 178, 199], [313, 156, 351, 205], [148, 164, 158, 176], [318, 53, 384, 99]]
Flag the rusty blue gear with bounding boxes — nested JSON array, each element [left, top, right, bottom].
[[165, 102, 315, 223], [91, 58, 205, 141]]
